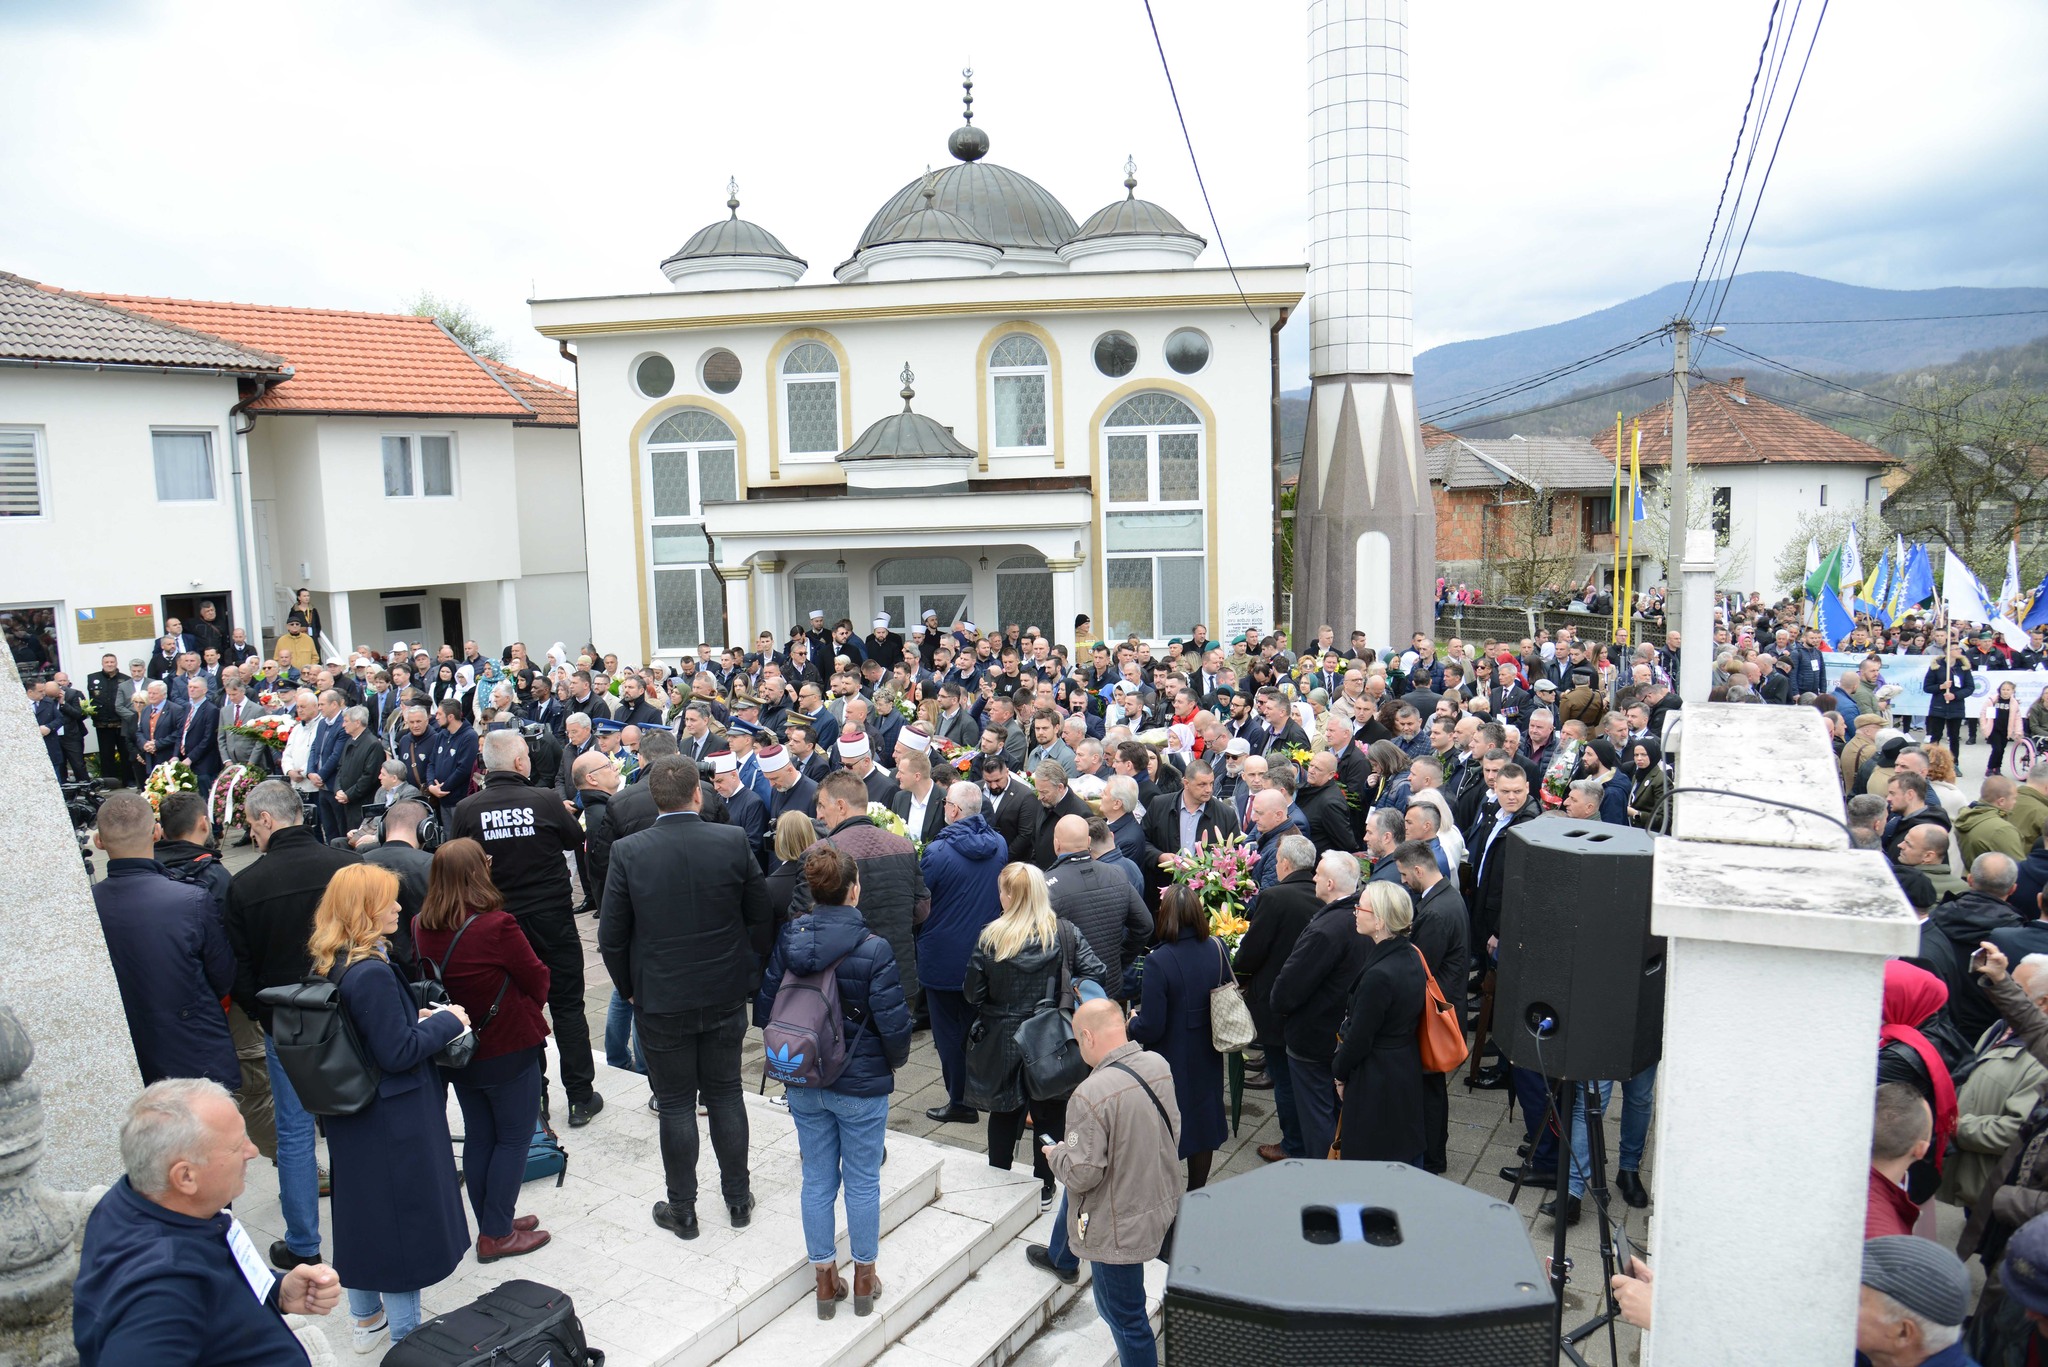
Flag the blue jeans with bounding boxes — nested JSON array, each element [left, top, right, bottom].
[[348, 1287, 421, 1342], [785, 1088, 889, 1264], [263, 1034, 321, 1257], [605, 989, 645, 1073], [1047, 1189, 1079, 1273], [450, 1047, 543, 1239], [1090, 1259, 1157, 1367], [1568, 1063, 1657, 1198], [1266, 1050, 1306, 1159]]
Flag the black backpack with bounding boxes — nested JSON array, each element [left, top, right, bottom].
[[383, 1279, 602, 1367], [256, 959, 380, 1116]]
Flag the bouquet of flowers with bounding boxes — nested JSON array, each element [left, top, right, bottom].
[[229, 715, 294, 751], [1161, 833, 1258, 950], [1540, 737, 1584, 809], [208, 763, 263, 832], [78, 697, 98, 720], [929, 736, 976, 776], [867, 802, 910, 840], [1284, 745, 1314, 769], [894, 693, 918, 722], [143, 759, 198, 813]]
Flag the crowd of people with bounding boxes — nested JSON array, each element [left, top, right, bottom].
[[65, 584, 2048, 1364]]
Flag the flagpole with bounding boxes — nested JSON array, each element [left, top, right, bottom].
[[1623, 424, 1641, 646], [1610, 412, 1623, 643]]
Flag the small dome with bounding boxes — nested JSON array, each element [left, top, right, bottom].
[[839, 365, 977, 471], [867, 176, 1001, 251], [661, 182, 806, 290], [856, 162, 1076, 257], [663, 215, 803, 266], [1067, 159, 1205, 247]]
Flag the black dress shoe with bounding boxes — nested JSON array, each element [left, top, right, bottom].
[[1241, 1072, 1273, 1090], [924, 1103, 978, 1124], [269, 1240, 323, 1271], [1538, 1194, 1582, 1225], [1025, 1243, 1079, 1286], [1616, 1169, 1650, 1208], [652, 1202, 699, 1240], [728, 1193, 755, 1228], [1467, 1066, 1512, 1091], [1500, 1165, 1557, 1186], [568, 1093, 604, 1127], [1517, 1142, 1531, 1158]]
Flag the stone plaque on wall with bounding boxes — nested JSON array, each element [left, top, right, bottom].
[[74, 604, 156, 645]]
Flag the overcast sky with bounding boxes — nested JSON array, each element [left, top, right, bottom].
[[6, 0, 2043, 390]]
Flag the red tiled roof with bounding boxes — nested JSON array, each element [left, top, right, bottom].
[[80, 294, 533, 418], [482, 358, 578, 427], [1420, 422, 1455, 447], [1596, 378, 1892, 468]]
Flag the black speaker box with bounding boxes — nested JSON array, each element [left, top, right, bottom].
[[1165, 1162, 1551, 1366], [1493, 820, 1663, 1080]]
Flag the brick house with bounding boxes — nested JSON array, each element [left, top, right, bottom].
[[1425, 431, 1619, 598]]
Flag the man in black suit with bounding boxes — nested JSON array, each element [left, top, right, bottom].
[[1469, 763, 1540, 1097], [1255, 687, 1309, 757], [86, 653, 130, 785], [328, 706, 387, 834], [889, 750, 949, 848], [173, 676, 221, 789], [40, 671, 89, 782], [1028, 759, 1094, 872], [760, 744, 817, 823], [980, 752, 1035, 866], [131, 679, 184, 782], [709, 752, 770, 868], [598, 757, 771, 1240], [1298, 751, 1359, 856], [613, 675, 664, 729], [1232, 832, 1322, 1161], [1140, 759, 1241, 876]]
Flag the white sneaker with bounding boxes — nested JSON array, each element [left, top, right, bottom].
[[352, 1312, 388, 1355]]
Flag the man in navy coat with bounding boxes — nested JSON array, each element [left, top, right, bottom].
[[74, 1079, 341, 1366], [174, 676, 222, 789], [91, 790, 238, 1091]]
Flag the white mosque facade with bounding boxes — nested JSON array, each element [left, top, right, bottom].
[[532, 80, 1303, 662]]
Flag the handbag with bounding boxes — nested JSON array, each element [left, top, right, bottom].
[[1208, 938, 1256, 1055], [257, 959, 382, 1117], [1413, 944, 1470, 1075], [417, 912, 509, 1071], [1015, 926, 1089, 1101]]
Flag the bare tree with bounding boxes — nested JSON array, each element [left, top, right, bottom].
[[1487, 488, 1581, 605], [1882, 381, 2048, 586]]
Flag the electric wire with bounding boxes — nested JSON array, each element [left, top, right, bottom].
[[1682, 0, 1784, 318], [1718, 308, 2048, 325], [1141, 0, 1260, 324], [1696, 0, 1801, 320], [1422, 331, 1669, 425]]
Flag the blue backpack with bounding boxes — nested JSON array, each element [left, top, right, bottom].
[[525, 1121, 568, 1186], [761, 938, 871, 1090]]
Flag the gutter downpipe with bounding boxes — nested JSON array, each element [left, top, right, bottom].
[[1270, 307, 1290, 632], [559, 340, 603, 645], [229, 375, 283, 650]]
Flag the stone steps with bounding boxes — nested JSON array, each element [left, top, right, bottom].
[[1003, 1260, 1166, 1367], [873, 1211, 1093, 1367]]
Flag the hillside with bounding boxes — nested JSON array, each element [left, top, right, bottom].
[[1410, 271, 2048, 419]]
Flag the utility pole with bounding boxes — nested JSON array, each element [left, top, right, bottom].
[[1666, 318, 1692, 623]]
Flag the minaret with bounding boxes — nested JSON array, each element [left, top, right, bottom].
[[1293, 0, 1435, 654]]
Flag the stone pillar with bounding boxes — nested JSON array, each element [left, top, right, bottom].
[[753, 560, 784, 644], [1046, 556, 1083, 657], [716, 565, 753, 647], [322, 592, 352, 663], [0, 656, 139, 1191], [1678, 528, 1715, 704], [1645, 703, 1916, 1365], [0, 1003, 98, 1367], [497, 578, 520, 651]]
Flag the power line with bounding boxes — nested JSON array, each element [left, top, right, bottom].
[[1422, 331, 1669, 425], [1431, 372, 1678, 434], [1682, 0, 1783, 319], [1697, 0, 1800, 320], [1717, 307, 2048, 325], [1141, 0, 1260, 324]]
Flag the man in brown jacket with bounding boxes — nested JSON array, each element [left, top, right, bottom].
[[1027, 999, 1180, 1366]]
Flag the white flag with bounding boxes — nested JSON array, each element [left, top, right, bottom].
[[1943, 547, 1996, 626], [2002, 540, 2023, 613], [1840, 527, 1864, 615]]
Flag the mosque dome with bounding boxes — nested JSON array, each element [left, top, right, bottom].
[[1059, 160, 1206, 272], [660, 181, 807, 290], [838, 364, 978, 491]]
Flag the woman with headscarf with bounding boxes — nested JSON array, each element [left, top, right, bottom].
[[1876, 959, 1964, 1205], [429, 662, 461, 708], [1627, 738, 1668, 829]]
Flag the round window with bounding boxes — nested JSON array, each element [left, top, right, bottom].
[[635, 353, 675, 398], [1165, 329, 1211, 375], [1093, 331, 1138, 379], [700, 348, 742, 395]]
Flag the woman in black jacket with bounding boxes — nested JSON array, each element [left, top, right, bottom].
[[963, 862, 1106, 1206], [766, 810, 819, 915], [1331, 880, 1427, 1165], [1129, 884, 1229, 1188]]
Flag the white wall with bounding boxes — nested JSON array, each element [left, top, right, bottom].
[[0, 366, 243, 670], [1702, 461, 1886, 596]]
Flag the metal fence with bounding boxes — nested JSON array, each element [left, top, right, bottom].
[[1434, 603, 1662, 648]]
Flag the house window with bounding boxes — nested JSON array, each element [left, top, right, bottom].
[[0, 428, 46, 517], [1819, 484, 1829, 507], [644, 409, 738, 652], [791, 561, 851, 628], [151, 431, 216, 502], [1711, 486, 1732, 539], [382, 602, 424, 635], [1102, 392, 1204, 640], [995, 555, 1054, 633], [781, 342, 840, 456], [381, 434, 456, 498], [876, 556, 973, 632], [988, 334, 1050, 452], [1584, 497, 1613, 537]]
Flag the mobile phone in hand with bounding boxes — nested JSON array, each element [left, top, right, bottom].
[[1971, 945, 1992, 971]]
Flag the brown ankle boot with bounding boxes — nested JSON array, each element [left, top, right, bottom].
[[815, 1263, 849, 1320], [853, 1261, 883, 1317]]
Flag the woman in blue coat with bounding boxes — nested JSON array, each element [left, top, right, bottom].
[[309, 864, 471, 1351], [755, 845, 912, 1321], [1129, 884, 1230, 1189]]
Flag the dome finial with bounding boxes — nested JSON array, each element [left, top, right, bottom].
[[726, 176, 740, 219], [900, 363, 916, 412], [922, 165, 937, 208], [947, 66, 989, 163], [1123, 156, 1138, 199]]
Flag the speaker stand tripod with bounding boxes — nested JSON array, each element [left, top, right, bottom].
[[1541, 1078, 1624, 1367]]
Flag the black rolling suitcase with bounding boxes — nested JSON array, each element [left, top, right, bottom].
[[382, 1279, 604, 1366]]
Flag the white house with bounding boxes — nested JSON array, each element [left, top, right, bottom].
[[0, 271, 587, 678], [531, 85, 1304, 663]]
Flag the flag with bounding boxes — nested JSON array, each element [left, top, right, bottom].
[[1629, 425, 1646, 521], [1840, 526, 1864, 604], [1943, 546, 1996, 625], [1899, 543, 1936, 609], [2024, 565, 2048, 632], [1804, 543, 1844, 600], [2002, 540, 2023, 614], [1818, 583, 1857, 649], [1859, 548, 1892, 623]]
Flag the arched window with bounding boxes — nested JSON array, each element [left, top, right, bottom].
[[1102, 392, 1203, 640], [994, 554, 1053, 633], [988, 333, 1050, 453], [780, 342, 840, 456], [875, 556, 972, 633], [644, 409, 737, 652], [791, 560, 850, 628]]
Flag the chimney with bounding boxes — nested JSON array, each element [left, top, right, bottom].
[[1728, 375, 1747, 402]]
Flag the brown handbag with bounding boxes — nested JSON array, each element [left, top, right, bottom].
[[1413, 945, 1470, 1074]]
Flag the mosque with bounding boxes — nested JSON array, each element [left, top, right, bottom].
[[531, 73, 1303, 661]]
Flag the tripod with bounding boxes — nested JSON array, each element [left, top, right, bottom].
[[1537, 1077, 1624, 1367]]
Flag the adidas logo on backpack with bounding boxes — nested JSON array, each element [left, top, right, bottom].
[[759, 938, 871, 1090]]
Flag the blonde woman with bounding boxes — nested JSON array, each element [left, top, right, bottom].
[[1331, 880, 1426, 1165], [962, 863, 1106, 1205], [308, 864, 471, 1351]]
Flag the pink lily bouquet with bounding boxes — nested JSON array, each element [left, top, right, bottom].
[[1161, 833, 1258, 949]]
